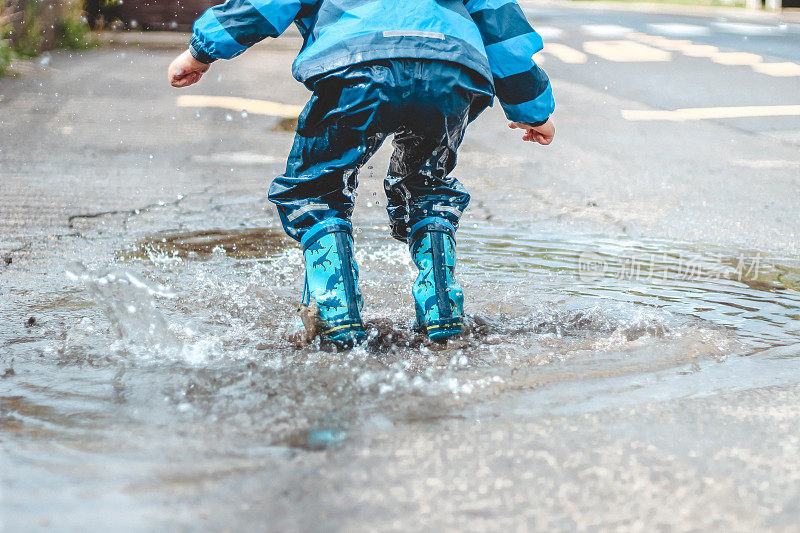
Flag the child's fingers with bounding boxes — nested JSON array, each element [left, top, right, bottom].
[[171, 70, 202, 87], [172, 75, 193, 88], [170, 73, 188, 87]]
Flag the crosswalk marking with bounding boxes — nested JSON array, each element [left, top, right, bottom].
[[622, 105, 800, 122], [680, 44, 720, 58], [534, 25, 565, 40], [731, 159, 800, 169], [583, 40, 671, 62], [752, 62, 800, 77], [646, 23, 710, 36], [628, 32, 800, 76], [628, 33, 693, 51], [542, 43, 587, 64], [710, 51, 764, 66], [528, 22, 799, 75], [581, 24, 634, 37], [711, 21, 782, 35], [176, 95, 303, 117]]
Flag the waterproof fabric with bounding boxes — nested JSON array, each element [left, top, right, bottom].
[[410, 217, 464, 340], [301, 218, 365, 343], [268, 59, 491, 242], [189, 0, 554, 124]]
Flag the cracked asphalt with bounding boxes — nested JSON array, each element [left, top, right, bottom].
[[2, 3, 800, 531]]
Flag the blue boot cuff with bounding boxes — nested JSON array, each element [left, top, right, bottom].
[[409, 217, 455, 246], [301, 218, 353, 252]]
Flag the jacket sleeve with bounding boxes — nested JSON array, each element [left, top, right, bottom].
[[464, 0, 554, 125], [189, 0, 303, 63]]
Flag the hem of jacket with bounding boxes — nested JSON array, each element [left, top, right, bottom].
[[292, 45, 494, 89]]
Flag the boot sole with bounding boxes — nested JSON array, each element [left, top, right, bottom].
[[424, 318, 463, 341], [322, 321, 366, 346]]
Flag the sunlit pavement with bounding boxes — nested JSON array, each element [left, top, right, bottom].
[[2, 3, 800, 531]]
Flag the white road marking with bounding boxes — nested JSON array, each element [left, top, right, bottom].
[[761, 130, 800, 145], [680, 44, 720, 58], [731, 159, 800, 169], [646, 23, 710, 36], [583, 40, 671, 62], [629, 33, 798, 75], [176, 95, 303, 118], [628, 33, 694, 51], [752, 62, 800, 77], [542, 43, 588, 64], [191, 152, 281, 165], [710, 51, 764, 66], [712, 21, 782, 35], [534, 25, 565, 40], [581, 24, 634, 37], [622, 105, 800, 122]]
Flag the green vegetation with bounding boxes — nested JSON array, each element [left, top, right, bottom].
[[0, 33, 13, 76], [0, 0, 97, 76], [56, 9, 97, 50]]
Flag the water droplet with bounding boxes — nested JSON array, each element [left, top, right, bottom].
[[225, 113, 233, 122]]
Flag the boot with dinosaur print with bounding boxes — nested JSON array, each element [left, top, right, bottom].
[[301, 219, 365, 346], [409, 217, 464, 341]]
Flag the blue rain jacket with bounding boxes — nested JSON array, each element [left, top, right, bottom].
[[189, 0, 555, 125]]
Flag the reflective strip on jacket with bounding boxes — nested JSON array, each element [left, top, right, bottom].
[[189, 0, 555, 125]]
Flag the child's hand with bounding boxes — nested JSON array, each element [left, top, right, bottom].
[[168, 50, 210, 88], [508, 119, 555, 145]]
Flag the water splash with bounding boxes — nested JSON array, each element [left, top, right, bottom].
[[65, 261, 181, 354]]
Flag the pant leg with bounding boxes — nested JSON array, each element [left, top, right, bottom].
[[268, 71, 389, 241], [384, 62, 491, 243]]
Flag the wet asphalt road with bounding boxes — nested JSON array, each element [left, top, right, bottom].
[[2, 2, 800, 531]]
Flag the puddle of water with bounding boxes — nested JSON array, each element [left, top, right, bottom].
[[118, 227, 295, 261], [3, 223, 800, 527], [458, 228, 800, 349]]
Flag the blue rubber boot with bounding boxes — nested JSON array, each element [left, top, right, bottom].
[[409, 218, 464, 340], [301, 219, 365, 346]]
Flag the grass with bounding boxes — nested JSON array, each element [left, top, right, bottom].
[[1, 0, 97, 76]]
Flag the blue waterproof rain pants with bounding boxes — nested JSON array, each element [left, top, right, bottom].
[[268, 59, 493, 243]]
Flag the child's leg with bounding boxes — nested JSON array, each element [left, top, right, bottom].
[[269, 75, 390, 345], [382, 60, 488, 241], [382, 61, 491, 339], [384, 127, 470, 242], [384, 107, 472, 339], [268, 76, 388, 242]]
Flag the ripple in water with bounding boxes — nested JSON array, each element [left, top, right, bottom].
[[46, 224, 795, 447]]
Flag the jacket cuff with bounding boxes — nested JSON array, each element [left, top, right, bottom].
[[188, 37, 216, 64], [519, 119, 548, 128]]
